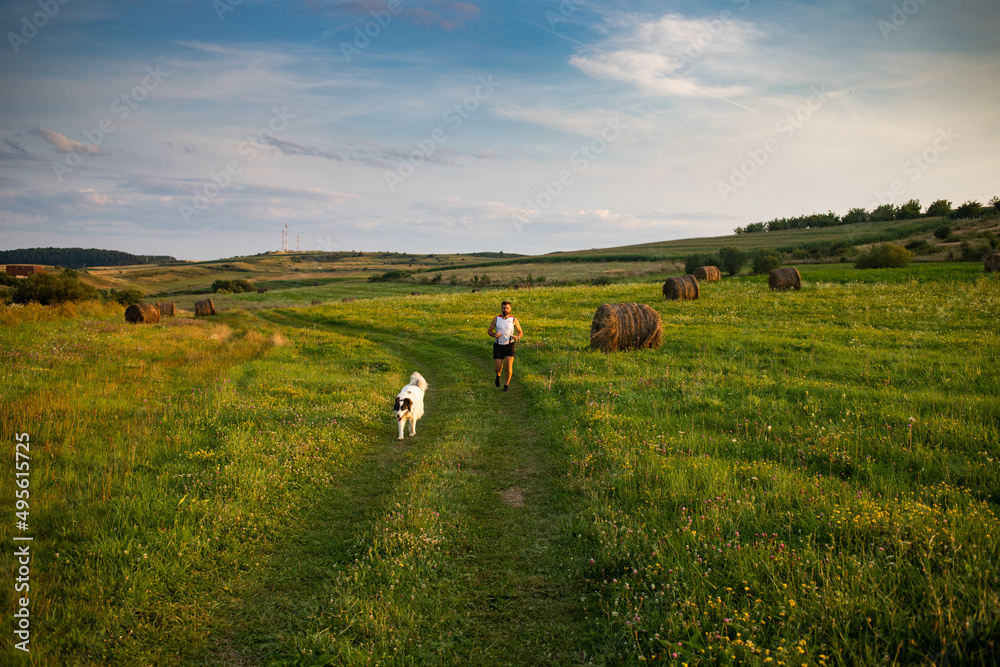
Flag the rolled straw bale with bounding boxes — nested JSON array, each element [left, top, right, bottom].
[[515, 282, 531, 290], [124, 302, 161, 324], [156, 302, 175, 317], [768, 267, 802, 291], [311, 299, 322, 305], [410, 291, 421, 296], [590, 302, 662, 352], [341, 297, 356, 302], [693, 266, 721, 282], [985, 253, 1000, 273], [662, 274, 699, 300], [194, 298, 216, 317]]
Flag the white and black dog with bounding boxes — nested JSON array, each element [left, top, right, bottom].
[[393, 372, 427, 440]]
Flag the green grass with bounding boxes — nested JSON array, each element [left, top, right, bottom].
[[2, 263, 998, 665]]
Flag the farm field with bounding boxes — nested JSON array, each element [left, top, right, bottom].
[[1, 264, 999, 665]]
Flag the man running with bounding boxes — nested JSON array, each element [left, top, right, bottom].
[[487, 300, 523, 391]]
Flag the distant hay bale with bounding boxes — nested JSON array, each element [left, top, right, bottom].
[[515, 282, 531, 290], [341, 297, 356, 302], [590, 303, 662, 352], [693, 266, 721, 282], [471, 288, 481, 293], [410, 291, 421, 296], [124, 302, 161, 324], [768, 267, 802, 291], [257, 286, 268, 293], [156, 302, 175, 317], [311, 299, 322, 305], [662, 275, 699, 300], [985, 253, 1000, 273], [194, 298, 216, 317]]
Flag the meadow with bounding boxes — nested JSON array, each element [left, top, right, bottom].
[[1, 263, 998, 665]]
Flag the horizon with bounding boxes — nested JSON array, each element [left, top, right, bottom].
[[2, 1, 998, 261]]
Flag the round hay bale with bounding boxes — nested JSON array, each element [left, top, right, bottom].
[[471, 288, 481, 293], [124, 302, 161, 324], [257, 286, 268, 293], [515, 282, 531, 290], [590, 303, 662, 352], [341, 296, 356, 302], [194, 298, 216, 317], [662, 274, 699, 300], [156, 301, 175, 317], [311, 299, 322, 305], [693, 266, 721, 282], [768, 267, 801, 291], [410, 291, 421, 296], [984, 253, 1000, 273]]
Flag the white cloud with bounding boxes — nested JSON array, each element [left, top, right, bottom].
[[31, 127, 104, 155]]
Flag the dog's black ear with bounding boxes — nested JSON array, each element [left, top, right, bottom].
[[393, 397, 401, 411]]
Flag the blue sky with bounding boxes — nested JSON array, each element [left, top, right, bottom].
[[1, 0, 997, 260]]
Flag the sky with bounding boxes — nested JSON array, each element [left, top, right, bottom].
[[0, 0, 998, 261]]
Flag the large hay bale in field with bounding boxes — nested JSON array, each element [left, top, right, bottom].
[[194, 298, 216, 317], [768, 267, 801, 291], [693, 266, 721, 282], [662, 274, 699, 300], [985, 253, 1000, 273], [590, 303, 662, 352], [311, 299, 322, 305], [341, 297, 356, 302], [156, 302, 175, 317], [515, 282, 531, 290], [124, 302, 161, 324]]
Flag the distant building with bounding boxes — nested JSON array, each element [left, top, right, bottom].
[[4, 265, 45, 277]]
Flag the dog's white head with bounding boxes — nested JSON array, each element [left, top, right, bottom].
[[394, 396, 413, 421]]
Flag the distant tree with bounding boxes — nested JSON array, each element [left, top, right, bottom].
[[896, 199, 921, 220], [854, 244, 912, 269], [960, 242, 989, 262], [954, 200, 983, 219], [843, 207, 869, 223], [212, 279, 235, 293], [905, 239, 934, 255], [13, 269, 100, 305], [232, 278, 255, 293], [870, 203, 898, 221], [717, 246, 748, 276], [750, 248, 783, 275], [933, 225, 953, 241], [683, 253, 720, 275], [925, 199, 952, 217], [990, 196, 1000, 213]]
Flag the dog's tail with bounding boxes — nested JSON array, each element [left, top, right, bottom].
[[409, 371, 428, 392]]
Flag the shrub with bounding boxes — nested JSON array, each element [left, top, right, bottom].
[[108, 288, 145, 305], [933, 225, 953, 241], [368, 270, 411, 283], [12, 269, 101, 305], [750, 248, 782, 275], [718, 246, 748, 276], [905, 239, 934, 255], [683, 252, 720, 275], [212, 279, 234, 293], [960, 242, 989, 262], [232, 278, 255, 293], [854, 244, 912, 269]]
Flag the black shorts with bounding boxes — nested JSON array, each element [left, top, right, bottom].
[[493, 341, 516, 359]]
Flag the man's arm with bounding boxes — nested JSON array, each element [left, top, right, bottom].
[[487, 316, 498, 338], [513, 317, 523, 341]]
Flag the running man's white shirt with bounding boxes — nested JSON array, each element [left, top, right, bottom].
[[493, 315, 515, 344]]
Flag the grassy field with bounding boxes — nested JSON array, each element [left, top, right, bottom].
[[2, 263, 998, 665]]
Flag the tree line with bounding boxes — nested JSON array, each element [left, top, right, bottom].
[[734, 197, 1000, 234], [0, 247, 176, 269]]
